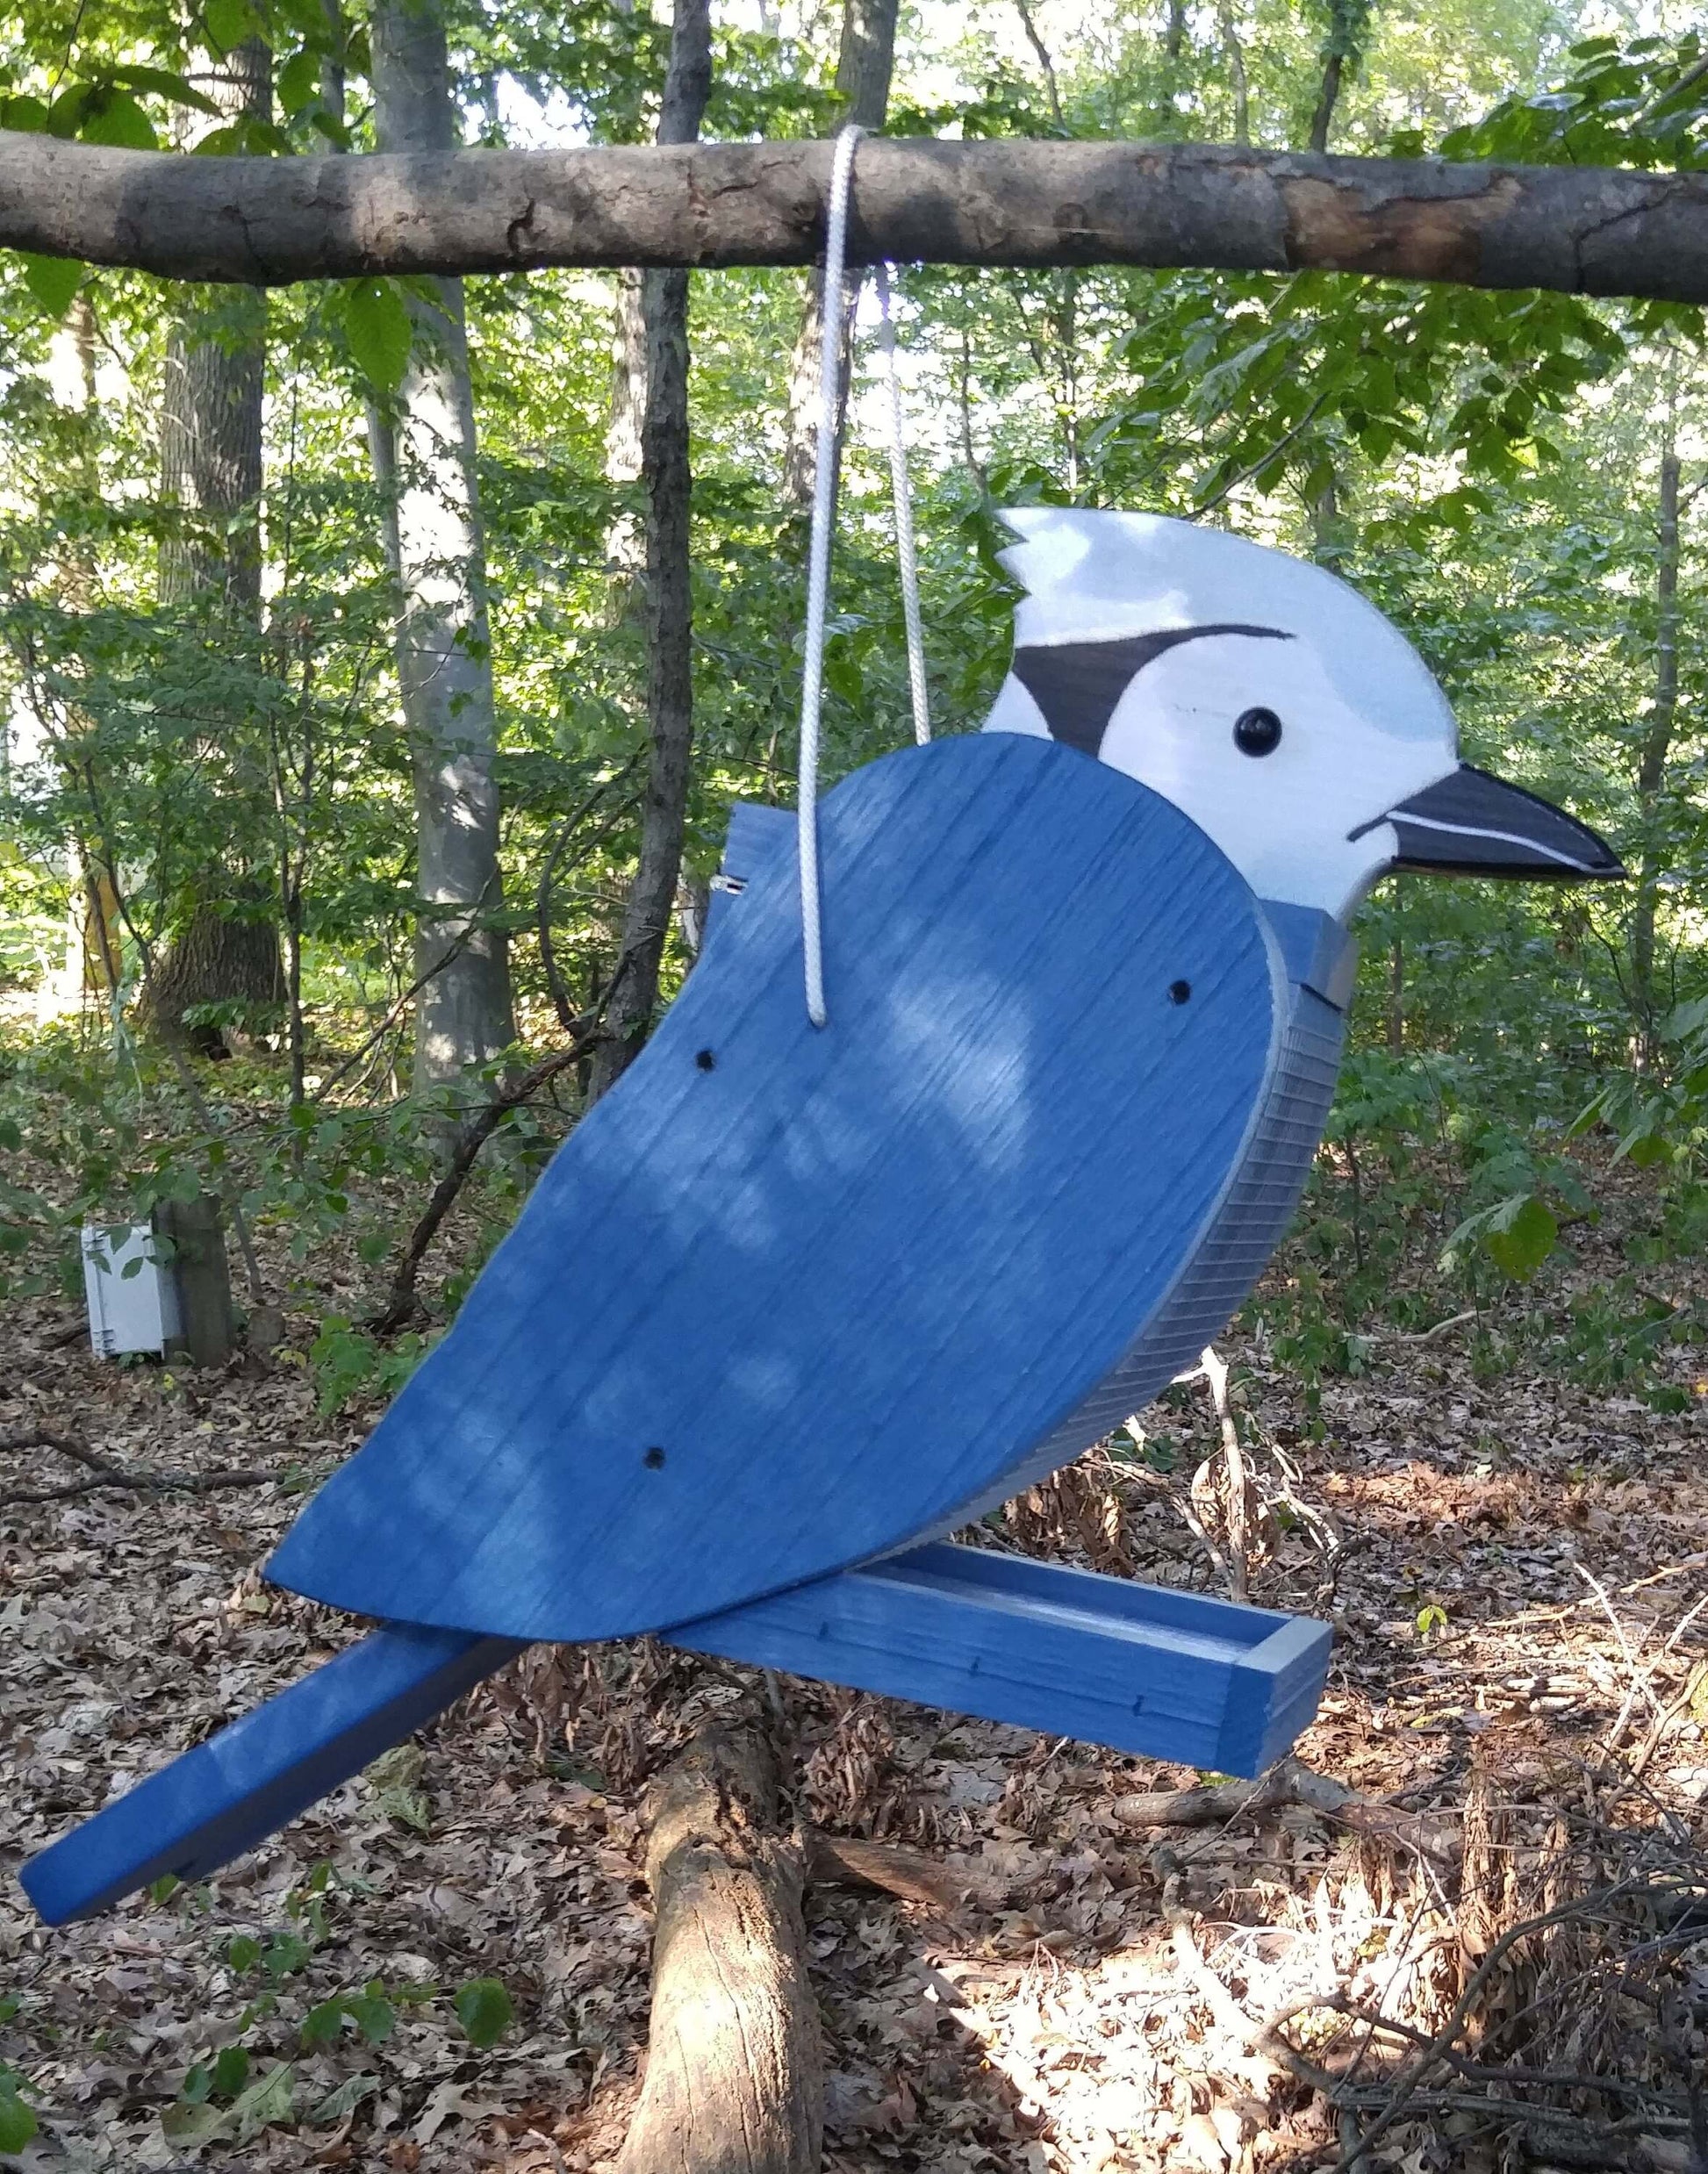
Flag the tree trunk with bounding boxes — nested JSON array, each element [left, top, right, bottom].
[[606, 265, 649, 581], [616, 1726, 821, 2174], [140, 906, 286, 1056], [1631, 402, 1681, 1062], [587, 0, 713, 1100], [147, 38, 283, 1051], [369, 0, 515, 1101], [155, 1192, 235, 1368], [159, 40, 268, 614], [779, 0, 901, 507], [1308, 51, 1344, 154], [1308, 0, 1374, 156], [1216, 0, 1251, 145], [1388, 928, 1403, 1054]]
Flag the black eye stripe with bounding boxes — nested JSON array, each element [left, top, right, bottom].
[[1012, 626, 1293, 757]]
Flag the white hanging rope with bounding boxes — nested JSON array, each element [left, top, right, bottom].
[[874, 262, 930, 749], [796, 126, 930, 1030], [796, 124, 862, 1030]]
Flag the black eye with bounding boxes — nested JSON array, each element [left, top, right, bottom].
[[1233, 707, 1283, 757]]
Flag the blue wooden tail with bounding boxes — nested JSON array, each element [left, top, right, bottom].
[[20, 1625, 525, 1926]]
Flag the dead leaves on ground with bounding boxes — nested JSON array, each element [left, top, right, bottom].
[[4, 1202, 1708, 2172]]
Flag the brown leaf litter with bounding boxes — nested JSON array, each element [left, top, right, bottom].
[[4, 1193, 1708, 2173]]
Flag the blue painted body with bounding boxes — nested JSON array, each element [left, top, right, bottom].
[[20, 1626, 525, 1926], [24, 733, 1351, 1926], [269, 734, 1285, 1641]]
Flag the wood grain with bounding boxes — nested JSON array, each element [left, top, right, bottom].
[[269, 735, 1275, 1640], [1, 136, 1705, 307], [616, 1726, 820, 2174]]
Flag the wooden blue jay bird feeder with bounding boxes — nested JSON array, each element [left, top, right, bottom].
[[21, 510, 1622, 1928]]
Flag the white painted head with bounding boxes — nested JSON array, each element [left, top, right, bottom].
[[981, 507, 1620, 921]]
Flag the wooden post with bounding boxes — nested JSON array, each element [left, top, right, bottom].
[[616, 1725, 822, 2174], [155, 1193, 234, 1368]]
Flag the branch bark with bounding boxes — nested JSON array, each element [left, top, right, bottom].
[[367, 1020, 603, 1332], [9, 136, 1708, 302], [802, 1828, 1000, 1914], [0, 1427, 275, 1507], [779, 0, 902, 506], [617, 1725, 820, 2174], [1111, 1753, 1460, 1859]]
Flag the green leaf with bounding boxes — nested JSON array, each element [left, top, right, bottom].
[[226, 1934, 262, 1973], [345, 1993, 395, 2046], [211, 2043, 250, 2098], [0, 2077, 37, 2156], [277, 47, 321, 118], [161, 2098, 228, 2146], [147, 1873, 181, 1905], [300, 1998, 345, 2048], [107, 67, 220, 115], [307, 2073, 377, 2125], [229, 2061, 294, 2142], [80, 90, 157, 152], [17, 252, 82, 316], [341, 278, 413, 397], [1482, 1194, 1558, 1281], [0, 96, 47, 133], [205, 0, 263, 55], [261, 1932, 312, 1982], [453, 1977, 513, 2048], [366, 1741, 430, 1831]]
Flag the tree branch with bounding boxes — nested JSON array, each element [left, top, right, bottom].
[[4, 135, 1708, 304], [367, 1018, 606, 1333], [0, 1426, 275, 1506]]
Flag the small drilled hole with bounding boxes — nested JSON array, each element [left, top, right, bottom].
[[1169, 979, 1192, 1005], [695, 1048, 716, 1072], [643, 1446, 666, 1470]]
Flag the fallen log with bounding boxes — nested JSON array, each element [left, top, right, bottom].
[[1111, 1754, 1459, 1859], [617, 1725, 821, 2174], [803, 1828, 999, 1915]]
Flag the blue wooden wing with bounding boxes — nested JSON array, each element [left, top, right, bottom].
[[268, 734, 1282, 1640]]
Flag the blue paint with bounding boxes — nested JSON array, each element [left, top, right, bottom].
[[269, 735, 1279, 1641], [675, 1542, 1332, 1778], [20, 1625, 524, 1926], [24, 737, 1352, 1926], [25, 1544, 1330, 1921]]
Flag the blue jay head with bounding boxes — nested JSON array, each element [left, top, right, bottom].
[[982, 508, 1622, 921]]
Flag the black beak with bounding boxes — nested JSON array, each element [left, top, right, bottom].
[[1366, 764, 1625, 881]]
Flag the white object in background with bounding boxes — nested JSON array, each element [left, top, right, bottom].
[[82, 1223, 182, 1359]]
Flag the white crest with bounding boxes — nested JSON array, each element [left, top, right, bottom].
[[983, 508, 1460, 919]]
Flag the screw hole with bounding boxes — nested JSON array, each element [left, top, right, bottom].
[[1169, 979, 1192, 1005], [695, 1049, 716, 1072], [642, 1446, 666, 1470]]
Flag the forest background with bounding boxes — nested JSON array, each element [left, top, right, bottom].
[[0, 0, 1704, 1403], [4, 4, 1708, 2171], [0, 0, 1697, 1383]]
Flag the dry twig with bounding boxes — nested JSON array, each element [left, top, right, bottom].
[[0, 1425, 274, 1507]]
